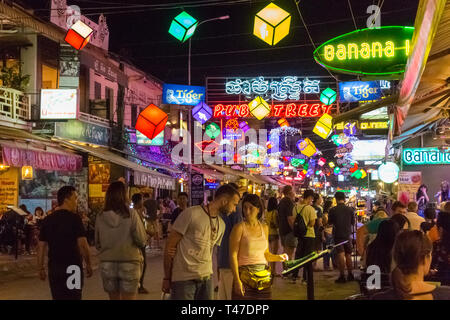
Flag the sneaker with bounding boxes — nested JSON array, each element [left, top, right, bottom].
[[138, 287, 149, 294], [347, 273, 355, 282], [335, 275, 347, 284]]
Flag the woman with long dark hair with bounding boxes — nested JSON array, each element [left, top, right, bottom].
[[265, 197, 279, 277], [230, 194, 288, 300], [372, 230, 450, 300], [95, 181, 147, 300], [416, 184, 430, 217], [366, 220, 401, 274], [436, 181, 450, 205]]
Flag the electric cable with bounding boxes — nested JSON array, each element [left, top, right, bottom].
[[347, 0, 358, 29]]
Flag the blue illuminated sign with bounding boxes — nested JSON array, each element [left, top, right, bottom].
[[162, 83, 205, 106], [339, 81, 381, 102]]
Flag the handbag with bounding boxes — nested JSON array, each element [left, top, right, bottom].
[[239, 267, 273, 291]]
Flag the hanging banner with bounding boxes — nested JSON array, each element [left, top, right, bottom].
[[397, 171, 422, 203], [0, 167, 18, 213], [339, 81, 382, 102], [190, 173, 204, 206], [162, 84, 206, 106]]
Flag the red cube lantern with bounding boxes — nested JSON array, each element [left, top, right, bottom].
[[65, 20, 94, 50], [135, 104, 168, 140]]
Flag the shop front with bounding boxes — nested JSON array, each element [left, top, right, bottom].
[[0, 139, 84, 214]]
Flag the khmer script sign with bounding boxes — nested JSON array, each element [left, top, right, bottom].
[[225, 76, 321, 101]]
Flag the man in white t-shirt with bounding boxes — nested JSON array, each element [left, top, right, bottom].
[[162, 184, 240, 300], [292, 189, 317, 283], [405, 201, 425, 231]]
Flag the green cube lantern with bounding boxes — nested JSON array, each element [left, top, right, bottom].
[[205, 122, 221, 139], [169, 11, 198, 42], [320, 88, 337, 105]]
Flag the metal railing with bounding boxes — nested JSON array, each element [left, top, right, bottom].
[[79, 111, 111, 127], [0, 86, 30, 122]]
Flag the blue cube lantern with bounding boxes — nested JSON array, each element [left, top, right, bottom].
[[192, 102, 212, 124], [169, 11, 198, 42]]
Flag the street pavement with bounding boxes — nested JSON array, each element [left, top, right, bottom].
[[0, 247, 360, 300]]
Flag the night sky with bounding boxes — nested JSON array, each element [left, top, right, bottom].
[[23, 0, 419, 85]]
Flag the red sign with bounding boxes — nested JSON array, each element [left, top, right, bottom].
[[2, 146, 82, 172], [213, 103, 332, 118]]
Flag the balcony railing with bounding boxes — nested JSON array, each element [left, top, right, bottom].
[[79, 111, 111, 127], [0, 86, 30, 123]]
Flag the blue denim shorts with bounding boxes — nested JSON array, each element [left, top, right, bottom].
[[100, 261, 142, 294]]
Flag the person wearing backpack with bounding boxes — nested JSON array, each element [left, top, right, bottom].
[[292, 190, 317, 284], [328, 191, 355, 283]]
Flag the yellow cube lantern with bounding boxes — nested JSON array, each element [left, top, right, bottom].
[[254, 2, 291, 46], [298, 138, 317, 157], [313, 113, 333, 139], [249, 96, 271, 120], [278, 118, 289, 127]]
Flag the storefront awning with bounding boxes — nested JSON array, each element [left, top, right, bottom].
[[394, 0, 449, 135], [55, 140, 176, 190], [332, 94, 399, 125], [208, 164, 268, 185], [192, 165, 224, 180]]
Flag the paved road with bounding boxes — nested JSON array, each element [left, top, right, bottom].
[[0, 249, 360, 300]]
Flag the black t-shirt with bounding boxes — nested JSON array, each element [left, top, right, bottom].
[[39, 209, 86, 267], [328, 204, 355, 239], [171, 207, 182, 224], [277, 197, 294, 236]]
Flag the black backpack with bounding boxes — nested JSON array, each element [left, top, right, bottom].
[[293, 205, 308, 238]]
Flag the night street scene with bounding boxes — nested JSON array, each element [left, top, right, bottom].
[[0, 0, 450, 306]]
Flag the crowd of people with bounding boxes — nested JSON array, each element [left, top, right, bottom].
[[9, 177, 447, 301]]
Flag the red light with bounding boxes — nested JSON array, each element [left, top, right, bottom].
[[213, 103, 332, 118]]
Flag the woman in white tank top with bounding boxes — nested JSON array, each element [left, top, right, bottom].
[[230, 194, 288, 300]]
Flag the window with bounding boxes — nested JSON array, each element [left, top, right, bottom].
[[94, 82, 101, 99], [131, 104, 137, 127], [41, 64, 58, 89]]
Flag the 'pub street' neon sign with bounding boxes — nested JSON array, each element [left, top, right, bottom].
[[313, 26, 414, 76], [403, 148, 450, 165], [214, 103, 332, 118], [225, 76, 321, 101]]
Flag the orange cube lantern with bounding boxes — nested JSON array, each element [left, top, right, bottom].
[[65, 20, 94, 50], [135, 104, 168, 140], [278, 118, 289, 127]]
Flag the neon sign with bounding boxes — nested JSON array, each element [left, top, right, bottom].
[[334, 121, 388, 130], [213, 103, 332, 118], [403, 148, 450, 165], [313, 26, 414, 76], [339, 81, 381, 102], [225, 76, 320, 101]]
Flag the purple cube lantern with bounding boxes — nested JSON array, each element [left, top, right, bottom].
[[239, 121, 250, 133], [192, 102, 212, 124]]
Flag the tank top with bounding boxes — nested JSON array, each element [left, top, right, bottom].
[[238, 222, 268, 266]]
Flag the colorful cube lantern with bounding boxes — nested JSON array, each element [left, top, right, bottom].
[[297, 138, 317, 157], [65, 20, 93, 50], [320, 88, 337, 105], [135, 104, 168, 140], [344, 122, 357, 136], [205, 122, 221, 139], [278, 118, 289, 127], [169, 11, 198, 42], [318, 158, 326, 166], [334, 167, 341, 175], [329, 162, 336, 168], [249, 96, 271, 120], [313, 113, 333, 139], [192, 102, 212, 124], [254, 2, 291, 46], [239, 121, 250, 133]]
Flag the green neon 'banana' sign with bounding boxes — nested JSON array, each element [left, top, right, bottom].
[[313, 26, 414, 76], [403, 148, 450, 165]]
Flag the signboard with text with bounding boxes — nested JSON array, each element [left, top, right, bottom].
[[190, 173, 205, 206], [403, 148, 450, 165], [213, 103, 332, 118], [313, 26, 414, 76], [55, 120, 110, 146], [339, 81, 381, 102], [40, 89, 78, 119], [162, 84, 205, 106]]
